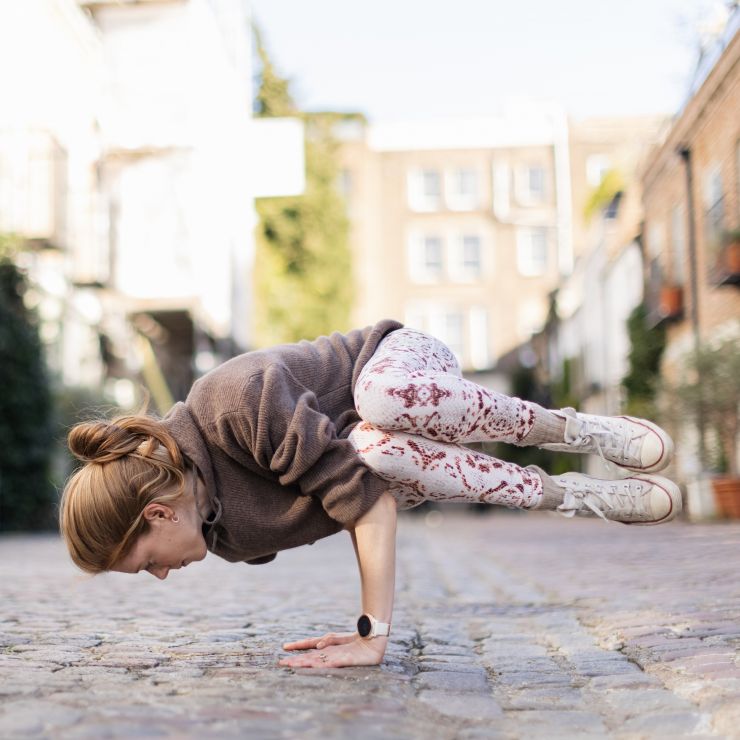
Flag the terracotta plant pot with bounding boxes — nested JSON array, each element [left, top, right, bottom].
[[712, 477, 740, 519], [722, 240, 740, 276], [659, 285, 683, 319]]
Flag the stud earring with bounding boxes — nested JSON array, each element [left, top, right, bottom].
[[172, 515, 180, 523]]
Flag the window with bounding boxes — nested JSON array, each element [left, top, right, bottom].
[[407, 168, 442, 211], [671, 205, 686, 285], [435, 311, 465, 361], [462, 235, 481, 272], [446, 168, 478, 210], [407, 232, 444, 282], [449, 234, 483, 282], [703, 166, 724, 258], [586, 154, 611, 187], [423, 236, 443, 273], [515, 165, 547, 205], [527, 166, 546, 201], [516, 227, 548, 276]]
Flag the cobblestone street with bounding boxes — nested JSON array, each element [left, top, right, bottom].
[[2, 510, 740, 739]]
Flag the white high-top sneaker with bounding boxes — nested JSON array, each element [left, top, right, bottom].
[[541, 408, 674, 473], [552, 472, 681, 525]]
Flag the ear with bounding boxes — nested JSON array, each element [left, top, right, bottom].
[[142, 503, 175, 523]]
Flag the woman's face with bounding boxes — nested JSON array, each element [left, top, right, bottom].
[[111, 479, 208, 579]]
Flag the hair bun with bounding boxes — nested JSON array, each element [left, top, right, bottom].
[[67, 420, 142, 464]]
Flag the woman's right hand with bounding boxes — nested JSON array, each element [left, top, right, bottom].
[[282, 631, 357, 651]]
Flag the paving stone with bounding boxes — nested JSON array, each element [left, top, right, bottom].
[[3, 515, 740, 737], [414, 669, 489, 692], [417, 690, 503, 720]]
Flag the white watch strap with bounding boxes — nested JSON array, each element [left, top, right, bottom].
[[368, 613, 391, 637]]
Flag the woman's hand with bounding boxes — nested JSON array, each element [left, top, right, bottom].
[[282, 630, 357, 652], [278, 635, 387, 669]]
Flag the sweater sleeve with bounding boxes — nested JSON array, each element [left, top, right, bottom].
[[226, 362, 389, 527]]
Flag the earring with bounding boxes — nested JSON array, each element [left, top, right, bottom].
[[172, 515, 180, 523]]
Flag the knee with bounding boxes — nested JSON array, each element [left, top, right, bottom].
[[348, 422, 400, 472], [353, 376, 398, 427]]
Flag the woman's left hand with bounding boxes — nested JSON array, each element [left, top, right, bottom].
[[277, 636, 387, 669]]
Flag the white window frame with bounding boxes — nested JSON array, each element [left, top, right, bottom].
[[516, 227, 548, 277], [407, 168, 442, 212], [515, 164, 546, 205], [407, 231, 445, 283], [449, 232, 483, 283], [445, 167, 479, 211]]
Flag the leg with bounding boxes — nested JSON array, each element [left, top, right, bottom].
[[354, 328, 562, 446], [349, 422, 682, 524], [356, 328, 674, 473], [348, 421, 545, 510]]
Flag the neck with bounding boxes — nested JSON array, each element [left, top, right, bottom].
[[188, 467, 212, 523]]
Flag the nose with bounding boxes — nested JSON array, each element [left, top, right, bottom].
[[149, 566, 170, 580]]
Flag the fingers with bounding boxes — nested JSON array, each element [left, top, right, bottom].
[[282, 638, 320, 651], [283, 631, 355, 651]]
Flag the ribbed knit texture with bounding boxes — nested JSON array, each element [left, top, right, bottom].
[[518, 405, 567, 446], [161, 319, 404, 565], [527, 465, 567, 509]]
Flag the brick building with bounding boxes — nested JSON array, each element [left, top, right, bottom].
[[640, 10, 739, 481]]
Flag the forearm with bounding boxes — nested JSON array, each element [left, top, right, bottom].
[[349, 490, 397, 627], [278, 491, 397, 669]]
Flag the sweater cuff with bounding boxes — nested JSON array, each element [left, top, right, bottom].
[[333, 470, 390, 528]]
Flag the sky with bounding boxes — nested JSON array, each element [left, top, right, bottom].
[[250, 0, 728, 123]]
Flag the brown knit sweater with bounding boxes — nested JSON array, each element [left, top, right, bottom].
[[161, 319, 403, 565]]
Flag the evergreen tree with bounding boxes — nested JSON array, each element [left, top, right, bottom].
[[252, 27, 354, 346], [0, 239, 55, 530]]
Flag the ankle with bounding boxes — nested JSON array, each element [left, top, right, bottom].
[[527, 465, 565, 509], [520, 406, 567, 446]]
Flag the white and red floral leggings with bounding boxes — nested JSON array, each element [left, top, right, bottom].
[[348, 327, 544, 511]]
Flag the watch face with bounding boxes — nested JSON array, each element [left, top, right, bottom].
[[357, 614, 372, 637]]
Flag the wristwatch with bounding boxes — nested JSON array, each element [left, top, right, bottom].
[[357, 612, 391, 638]]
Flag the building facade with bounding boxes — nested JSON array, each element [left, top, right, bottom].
[[339, 107, 662, 379], [0, 0, 304, 412], [641, 10, 740, 482]]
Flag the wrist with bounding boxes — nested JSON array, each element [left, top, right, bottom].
[[357, 612, 391, 639]]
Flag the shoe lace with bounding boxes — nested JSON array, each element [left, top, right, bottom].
[[557, 479, 647, 521], [567, 415, 646, 474]]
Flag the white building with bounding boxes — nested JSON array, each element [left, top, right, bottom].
[[0, 0, 304, 411]]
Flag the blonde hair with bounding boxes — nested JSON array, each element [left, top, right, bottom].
[[60, 409, 188, 574]]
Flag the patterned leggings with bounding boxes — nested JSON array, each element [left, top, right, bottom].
[[348, 328, 544, 511]]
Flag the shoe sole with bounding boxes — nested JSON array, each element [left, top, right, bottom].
[[622, 475, 682, 526], [616, 416, 674, 474]]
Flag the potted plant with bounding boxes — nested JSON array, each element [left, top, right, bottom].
[[721, 228, 740, 281], [671, 337, 740, 517]]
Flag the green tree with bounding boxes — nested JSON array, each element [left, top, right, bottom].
[[252, 27, 354, 346], [0, 237, 55, 530], [622, 302, 666, 419]]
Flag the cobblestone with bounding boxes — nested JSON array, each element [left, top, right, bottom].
[[2, 513, 740, 737]]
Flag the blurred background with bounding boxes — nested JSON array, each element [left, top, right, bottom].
[[0, 0, 737, 530]]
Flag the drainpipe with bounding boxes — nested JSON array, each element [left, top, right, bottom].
[[678, 145, 707, 468]]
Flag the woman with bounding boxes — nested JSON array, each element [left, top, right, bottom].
[[60, 320, 679, 670]]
